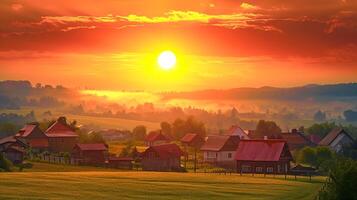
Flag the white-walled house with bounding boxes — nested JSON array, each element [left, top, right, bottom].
[[319, 128, 355, 153], [226, 125, 250, 139], [200, 135, 240, 169]]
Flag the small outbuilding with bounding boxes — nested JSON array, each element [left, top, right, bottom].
[[0, 136, 27, 164], [72, 143, 108, 165], [108, 157, 133, 169], [141, 143, 184, 171]]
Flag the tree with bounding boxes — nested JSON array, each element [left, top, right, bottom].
[[132, 125, 147, 141], [160, 121, 172, 138], [298, 147, 317, 167], [0, 153, 12, 172], [314, 110, 326, 122], [344, 110, 357, 122], [297, 146, 334, 169], [306, 122, 337, 138], [171, 116, 206, 140], [317, 158, 357, 200], [255, 120, 282, 139]]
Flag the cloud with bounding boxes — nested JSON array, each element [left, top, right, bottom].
[[240, 2, 260, 10]]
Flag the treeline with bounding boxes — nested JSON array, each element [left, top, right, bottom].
[[0, 112, 36, 138]]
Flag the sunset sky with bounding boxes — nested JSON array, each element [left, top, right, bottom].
[[1, 0, 357, 91]]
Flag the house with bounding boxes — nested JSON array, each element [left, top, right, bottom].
[[308, 134, 322, 145], [226, 125, 250, 139], [318, 128, 355, 153], [200, 135, 240, 169], [15, 123, 48, 152], [72, 143, 108, 165], [281, 129, 315, 150], [108, 157, 133, 169], [45, 117, 78, 153], [235, 139, 293, 174], [0, 136, 27, 164], [180, 133, 204, 148], [141, 143, 184, 171], [145, 131, 170, 147]]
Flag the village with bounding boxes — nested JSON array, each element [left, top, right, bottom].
[[1, 115, 355, 177]]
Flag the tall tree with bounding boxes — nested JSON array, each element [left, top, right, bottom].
[[255, 120, 282, 139], [132, 125, 147, 141]]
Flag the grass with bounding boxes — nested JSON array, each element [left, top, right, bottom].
[[1, 162, 323, 200]]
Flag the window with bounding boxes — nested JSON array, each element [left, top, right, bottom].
[[207, 152, 217, 158], [228, 153, 232, 158], [256, 167, 263, 173], [242, 165, 251, 172], [267, 167, 274, 173]]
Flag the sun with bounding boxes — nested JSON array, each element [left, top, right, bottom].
[[157, 51, 176, 70]]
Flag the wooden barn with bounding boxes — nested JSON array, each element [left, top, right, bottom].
[[235, 139, 293, 174], [200, 135, 240, 169], [45, 117, 78, 153], [145, 131, 170, 147], [0, 136, 27, 164], [141, 143, 184, 171], [72, 143, 108, 165], [15, 123, 48, 152]]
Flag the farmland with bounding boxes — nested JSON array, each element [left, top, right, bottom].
[[0, 168, 323, 200]]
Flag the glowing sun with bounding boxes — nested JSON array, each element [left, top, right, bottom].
[[157, 51, 176, 70]]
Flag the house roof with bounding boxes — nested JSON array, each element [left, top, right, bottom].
[[319, 128, 355, 146], [75, 143, 108, 151], [308, 134, 322, 144], [227, 125, 249, 138], [143, 143, 184, 159], [0, 135, 27, 147], [16, 124, 37, 137], [200, 135, 239, 151], [0, 135, 18, 145], [45, 118, 77, 138], [281, 131, 313, 150], [145, 131, 169, 142], [235, 139, 291, 162], [180, 133, 198, 143]]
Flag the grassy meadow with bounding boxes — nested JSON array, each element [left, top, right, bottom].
[[0, 170, 323, 200]]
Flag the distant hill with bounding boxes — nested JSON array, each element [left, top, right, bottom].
[[161, 83, 357, 101]]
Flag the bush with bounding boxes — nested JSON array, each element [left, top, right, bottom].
[[317, 158, 357, 200], [0, 153, 13, 172]]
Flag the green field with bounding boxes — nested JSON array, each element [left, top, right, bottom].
[[0, 164, 323, 200]]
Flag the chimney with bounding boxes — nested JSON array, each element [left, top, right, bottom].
[[264, 136, 268, 140]]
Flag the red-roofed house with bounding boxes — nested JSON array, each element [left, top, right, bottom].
[[281, 129, 315, 150], [15, 123, 48, 151], [72, 143, 108, 165], [180, 133, 204, 148], [0, 136, 27, 164], [226, 125, 250, 139], [141, 143, 184, 171], [45, 117, 78, 153], [235, 139, 293, 174], [145, 131, 170, 147], [200, 135, 240, 169], [318, 128, 355, 153]]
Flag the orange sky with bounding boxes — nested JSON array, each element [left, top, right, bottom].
[[0, 0, 357, 91]]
